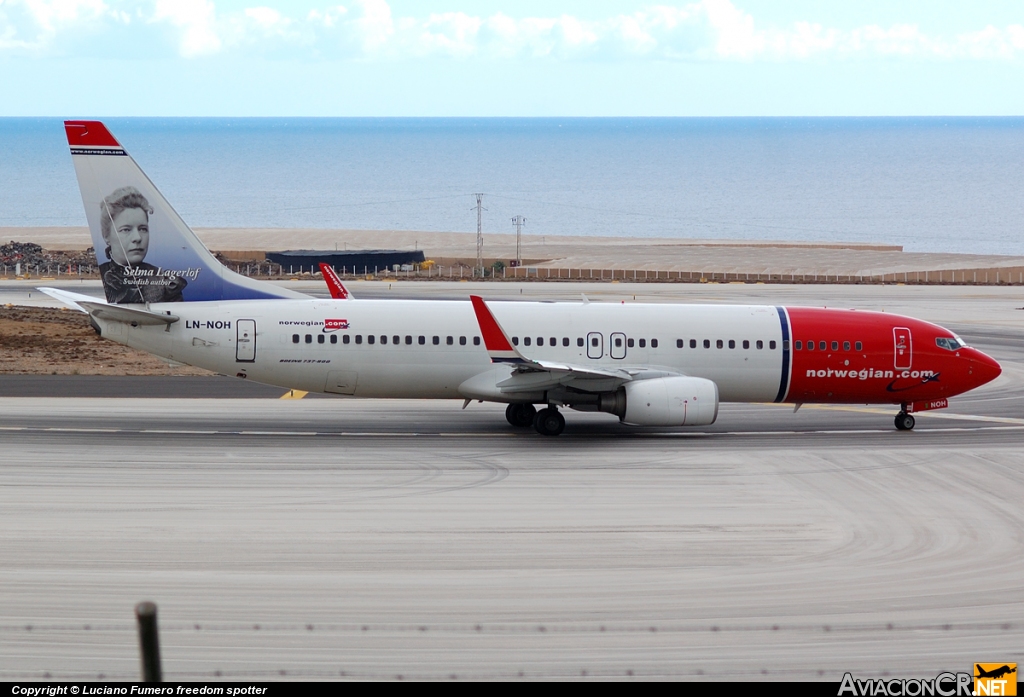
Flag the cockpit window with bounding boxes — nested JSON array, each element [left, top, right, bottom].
[[935, 336, 965, 351]]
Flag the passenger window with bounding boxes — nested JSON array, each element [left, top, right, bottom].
[[292, 334, 299, 343], [343, 335, 351, 345], [459, 336, 467, 346], [355, 335, 363, 345], [728, 340, 735, 349], [795, 340, 802, 350], [418, 336, 425, 345], [577, 338, 585, 347], [524, 337, 532, 346], [447, 336, 454, 345], [690, 339, 697, 348], [393, 335, 400, 345], [406, 336, 413, 345], [639, 339, 646, 348], [783, 340, 790, 350], [330, 335, 337, 344], [512, 337, 519, 346], [703, 339, 710, 349], [591, 337, 599, 347], [368, 335, 375, 345], [756, 340, 763, 349], [432, 336, 440, 345], [305, 334, 312, 344], [627, 338, 635, 348], [855, 341, 863, 351], [743, 340, 750, 349], [550, 337, 556, 346], [380, 335, 387, 345], [807, 341, 814, 351], [677, 339, 683, 348], [770, 340, 777, 350], [562, 338, 569, 347], [651, 339, 658, 348], [831, 341, 838, 351], [317, 334, 325, 344], [614, 337, 622, 347], [843, 341, 850, 351], [716, 339, 723, 349], [536, 337, 543, 346], [474, 337, 481, 346]]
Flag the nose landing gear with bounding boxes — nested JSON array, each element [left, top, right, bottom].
[[894, 408, 916, 431]]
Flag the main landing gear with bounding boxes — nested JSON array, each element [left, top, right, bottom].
[[505, 403, 537, 428], [894, 406, 916, 431], [505, 403, 565, 436], [533, 406, 565, 437]]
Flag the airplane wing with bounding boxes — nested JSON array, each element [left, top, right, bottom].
[[319, 263, 352, 300], [469, 295, 636, 392]]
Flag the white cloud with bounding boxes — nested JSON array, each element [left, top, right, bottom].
[[4, 0, 1024, 63], [0, 0, 111, 52]]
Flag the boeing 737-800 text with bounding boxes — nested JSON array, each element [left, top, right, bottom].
[[42, 121, 1002, 435]]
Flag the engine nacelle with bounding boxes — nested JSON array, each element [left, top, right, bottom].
[[621, 376, 719, 426]]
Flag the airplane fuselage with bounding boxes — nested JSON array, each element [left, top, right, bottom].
[[100, 298, 1000, 406]]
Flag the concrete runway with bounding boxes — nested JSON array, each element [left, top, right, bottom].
[[1, 284, 1023, 681]]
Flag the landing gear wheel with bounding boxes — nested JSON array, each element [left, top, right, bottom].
[[505, 403, 537, 428], [533, 407, 565, 436], [894, 412, 916, 431]]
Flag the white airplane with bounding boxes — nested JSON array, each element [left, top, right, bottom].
[[43, 120, 1001, 436]]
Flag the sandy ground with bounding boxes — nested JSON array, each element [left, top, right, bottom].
[[0, 306, 212, 376]]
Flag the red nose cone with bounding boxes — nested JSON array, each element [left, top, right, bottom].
[[971, 349, 1002, 388]]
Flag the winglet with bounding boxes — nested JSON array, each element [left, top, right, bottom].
[[469, 296, 525, 364], [319, 263, 351, 299]]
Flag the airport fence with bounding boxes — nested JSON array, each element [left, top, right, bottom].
[[5, 262, 1024, 285]]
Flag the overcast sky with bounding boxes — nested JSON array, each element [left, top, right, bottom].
[[3, 0, 1024, 116]]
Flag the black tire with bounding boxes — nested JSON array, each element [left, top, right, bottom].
[[894, 412, 916, 431], [505, 403, 537, 428], [533, 407, 565, 436]]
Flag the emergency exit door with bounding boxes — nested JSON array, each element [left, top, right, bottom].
[[236, 319, 256, 362], [893, 327, 912, 370]]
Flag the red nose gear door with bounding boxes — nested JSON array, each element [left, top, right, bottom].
[[893, 327, 912, 370]]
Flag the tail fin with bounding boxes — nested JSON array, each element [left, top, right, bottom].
[[319, 263, 352, 299], [65, 120, 308, 304]]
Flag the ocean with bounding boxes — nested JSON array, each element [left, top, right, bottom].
[[1, 117, 1023, 256]]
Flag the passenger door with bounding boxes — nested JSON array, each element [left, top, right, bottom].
[[236, 319, 256, 362], [893, 327, 912, 370], [587, 332, 603, 359], [609, 332, 626, 359]]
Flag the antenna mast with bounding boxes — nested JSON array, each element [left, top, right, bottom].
[[512, 215, 526, 267], [474, 193, 485, 277]]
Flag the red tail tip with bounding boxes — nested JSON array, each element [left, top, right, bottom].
[[64, 120, 120, 148]]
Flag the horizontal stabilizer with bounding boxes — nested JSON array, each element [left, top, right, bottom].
[[79, 301, 179, 326], [36, 287, 105, 313]]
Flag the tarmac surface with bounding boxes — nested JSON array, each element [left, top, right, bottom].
[[1, 283, 1023, 681]]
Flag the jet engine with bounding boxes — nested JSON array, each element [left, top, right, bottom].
[[620, 376, 719, 426]]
